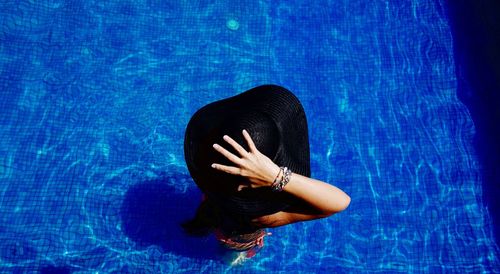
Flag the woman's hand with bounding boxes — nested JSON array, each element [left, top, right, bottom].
[[211, 129, 281, 191]]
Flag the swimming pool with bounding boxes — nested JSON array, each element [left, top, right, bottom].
[[1, 0, 499, 273]]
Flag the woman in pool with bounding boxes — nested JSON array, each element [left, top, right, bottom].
[[182, 84, 351, 259]]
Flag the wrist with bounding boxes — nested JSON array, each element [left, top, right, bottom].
[[267, 164, 282, 187], [271, 166, 292, 192]]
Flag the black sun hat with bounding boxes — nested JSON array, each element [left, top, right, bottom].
[[184, 84, 311, 217]]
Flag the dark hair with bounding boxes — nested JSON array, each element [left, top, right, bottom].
[[180, 198, 221, 236], [181, 198, 261, 237]]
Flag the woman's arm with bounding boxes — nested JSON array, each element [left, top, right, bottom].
[[281, 170, 351, 216], [211, 129, 351, 226], [250, 200, 332, 228], [250, 170, 351, 228]]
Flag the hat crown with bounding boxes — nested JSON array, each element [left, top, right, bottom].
[[193, 110, 280, 191]]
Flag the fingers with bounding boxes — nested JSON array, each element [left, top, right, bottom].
[[212, 143, 242, 164], [211, 163, 240, 175], [242, 129, 258, 153], [222, 135, 248, 157]]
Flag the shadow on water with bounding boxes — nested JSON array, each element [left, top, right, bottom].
[[39, 266, 73, 274], [120, 176, 229, 262], [32, 174, 231, 273], [445, 0, 500, 246]]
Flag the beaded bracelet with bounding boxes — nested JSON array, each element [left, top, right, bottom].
[[271, 166, 292, 192], [271, 166, 284, 191], [271, 167, 283, 186]]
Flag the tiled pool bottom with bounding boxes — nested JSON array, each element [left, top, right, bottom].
[[1, 0, 499, 272]]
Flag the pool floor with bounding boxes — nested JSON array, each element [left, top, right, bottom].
[[0, 0, 499, 273]]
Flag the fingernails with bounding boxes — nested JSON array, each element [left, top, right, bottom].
[[211, 164, 216, 168], [223, 135, 229, 141], [213, 143, 218, 148], [242, 129, 246, 134]]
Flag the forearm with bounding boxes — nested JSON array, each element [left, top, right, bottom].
[[280, 170, 351, 215], [212, 129, 350, 219]]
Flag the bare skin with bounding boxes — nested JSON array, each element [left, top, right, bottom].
[[211, 129, 351, 228]]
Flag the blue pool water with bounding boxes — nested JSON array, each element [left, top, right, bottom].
[[1, 0, 500, 273]]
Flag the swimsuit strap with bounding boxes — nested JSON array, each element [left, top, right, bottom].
[[214, 227, 273, 256], [207, 194, 274, 257]]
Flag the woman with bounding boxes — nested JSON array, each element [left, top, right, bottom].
[[182, 84, 351, 259]]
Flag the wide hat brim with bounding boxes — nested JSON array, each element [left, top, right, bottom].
[[184, 84, 311, 217]]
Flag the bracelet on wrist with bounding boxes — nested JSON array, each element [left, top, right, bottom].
[[271, 166, 292, 192], [271, 167, 283, 187]]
